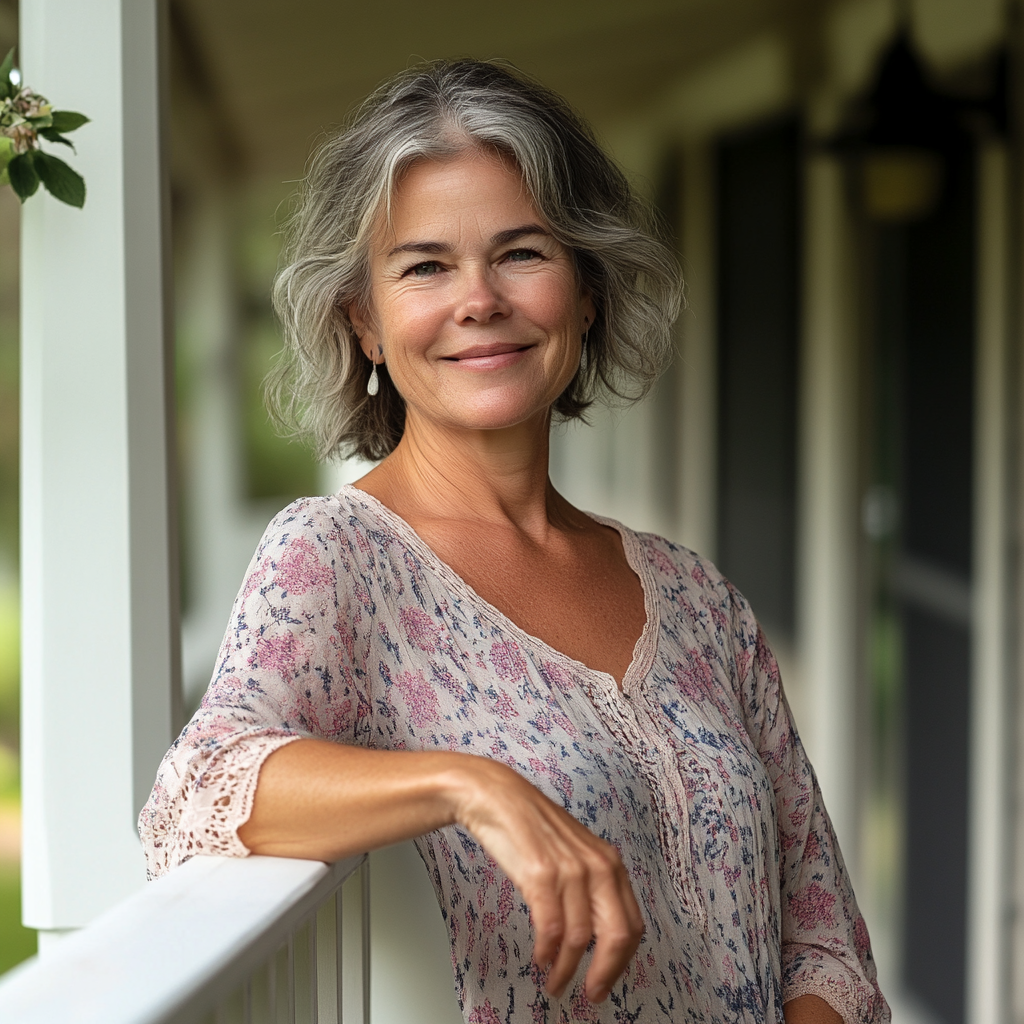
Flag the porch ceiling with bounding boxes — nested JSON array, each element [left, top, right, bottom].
[[171, 0, 807, 182]]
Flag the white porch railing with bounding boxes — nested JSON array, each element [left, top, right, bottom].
[[0, 853, 370, 1024]]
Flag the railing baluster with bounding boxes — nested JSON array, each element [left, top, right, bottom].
[[250, 957, 269, 1024], [308, 916, 319, 1023], [335, 888, 344, 1023], [215, 984, 244, 1023], [361, 861, 371, 1024], [268, 950, 278, 1024], [314, 897, 336, 1024], [287, 932, 296, 1024]]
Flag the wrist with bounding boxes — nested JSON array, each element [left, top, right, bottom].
[[433, 752, 511, 832]]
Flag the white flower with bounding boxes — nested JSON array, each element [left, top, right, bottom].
[[0, 96, 20, 129], [13, 87, 50, 120], [0, 121, 38, 154]]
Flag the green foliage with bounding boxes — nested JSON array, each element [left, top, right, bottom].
[[0, 137, 11, 185], [0, 862, 35, 976], [0, 746, 15, 805], [33, 151, 84, 208], [5, 153, 36, 202], [37, 127, 74, 150], [0, 254, 17, 575], [0, 50, 13, 101], [242, 321, 319, 501], [0, 48, 89, 207], [49, 110, 88, 133], [0, 589, 18, 753]]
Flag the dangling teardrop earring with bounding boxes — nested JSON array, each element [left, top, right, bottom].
[[367, 360, 380, 396]]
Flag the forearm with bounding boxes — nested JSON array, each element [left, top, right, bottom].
[[783, 995, 843, 1024], [236, 738, 475, 860], [236, 736, 643, 1003]]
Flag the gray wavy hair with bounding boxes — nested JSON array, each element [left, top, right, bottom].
[[269, 59, 683, 462]]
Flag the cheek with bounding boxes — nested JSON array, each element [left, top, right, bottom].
[[521, 275, 583, 328], [377, 298, 443, 357]]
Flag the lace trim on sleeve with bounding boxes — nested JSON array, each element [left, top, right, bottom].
[[140, 731, 302, 879], [784, 945, 891, 1024]]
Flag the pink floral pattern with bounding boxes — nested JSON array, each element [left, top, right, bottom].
[[140, 487, 889, 1024]]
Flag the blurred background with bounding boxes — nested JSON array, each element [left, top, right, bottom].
[[1, 1, 1021, 1024]]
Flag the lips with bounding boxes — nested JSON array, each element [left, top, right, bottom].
[[442, 342, 533, 362], [440, 342, 534, 370]]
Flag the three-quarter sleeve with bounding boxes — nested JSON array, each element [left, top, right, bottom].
[[138, 502, 367, 878], [731, 588, 890, 1024]]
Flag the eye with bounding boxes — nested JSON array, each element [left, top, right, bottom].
[[504, 248, 542, 264], [404, 261, 442, 278]]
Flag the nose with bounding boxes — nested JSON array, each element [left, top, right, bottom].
[[454, 264, 511, 324]]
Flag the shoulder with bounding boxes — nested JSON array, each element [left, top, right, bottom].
[[254, 488, 399, 560], [243, 490, 394, 598], [247, 488, 446, 614], [628, 528, 739, 609]]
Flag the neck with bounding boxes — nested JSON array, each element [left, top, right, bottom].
[[357, 410, 576, 535]]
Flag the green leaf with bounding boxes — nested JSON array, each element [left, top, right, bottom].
[[7, 152, 39, 202], [50, 110, 89, 133], [0, 49, 13, 101], [38, 127, 75, 150], [0, 137, 12, 186], [34, 151, 85, 207]]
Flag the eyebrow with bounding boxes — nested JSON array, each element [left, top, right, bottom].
[[385, 223, 550, 259]]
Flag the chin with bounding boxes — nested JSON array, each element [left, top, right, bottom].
[[444, 394, 553, 433]]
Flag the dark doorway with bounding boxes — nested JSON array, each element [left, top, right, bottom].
[[716, 118, 801, 640], [870, 143, 975, 1024]]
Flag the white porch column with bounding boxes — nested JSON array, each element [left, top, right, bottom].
[[966, 140, 1011, 1024], [19, 0, 177, 936], [796, 154, 860, 866]]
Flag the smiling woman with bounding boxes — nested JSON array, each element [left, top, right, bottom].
[[140, 60, 889, 1024], [350, 151, 595, 440], [266, 60, 678, 462]]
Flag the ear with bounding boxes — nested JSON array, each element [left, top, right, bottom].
[[579, 289, 597, 333], [347, 304, 380, 362]]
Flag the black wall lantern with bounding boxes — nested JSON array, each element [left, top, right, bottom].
[[828, 33, 1003, 223]]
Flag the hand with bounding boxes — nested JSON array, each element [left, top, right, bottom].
[[448, 756, 645, 1003], [238, 742, 644, 1002]]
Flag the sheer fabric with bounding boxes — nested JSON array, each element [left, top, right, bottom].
[[140, 487, 888, 1024]]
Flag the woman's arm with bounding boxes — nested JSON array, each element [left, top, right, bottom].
[[144, 504, 640, 1004], [238, 738, 644, 1005], [784, 995, 844, 1024], [732, 607, 889, 1024]]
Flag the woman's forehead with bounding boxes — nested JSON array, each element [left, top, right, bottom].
[[374, 150, 545, 249]]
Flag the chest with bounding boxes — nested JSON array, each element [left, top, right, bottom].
[[362, 570, 775, 877], [409, 523, 648, 687]]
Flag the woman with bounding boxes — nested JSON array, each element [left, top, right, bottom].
[[141, 60, 888, 1024]]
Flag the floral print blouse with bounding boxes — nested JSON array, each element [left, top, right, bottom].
[[139, 486, 889, 1024]]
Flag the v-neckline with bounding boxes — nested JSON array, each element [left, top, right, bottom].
[[336, 484, 659, 695]]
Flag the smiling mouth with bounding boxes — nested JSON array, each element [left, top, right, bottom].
[[442, 344, 533, 362]]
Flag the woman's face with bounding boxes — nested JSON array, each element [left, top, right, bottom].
[[351, 148, 595, 439]]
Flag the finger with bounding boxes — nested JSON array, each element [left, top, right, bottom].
[[526, 867, 565, 973], [584, 856, 644, 1002], [545, 861, 593, 999], [614, 855, 645, 939]]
